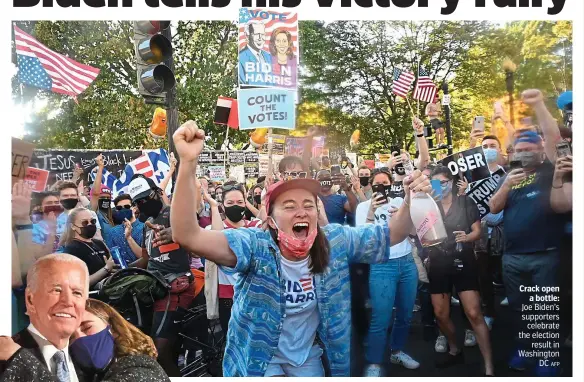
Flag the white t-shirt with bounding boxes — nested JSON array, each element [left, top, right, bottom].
[[355, 197, 412, 259], [271, 255, 319, 367]]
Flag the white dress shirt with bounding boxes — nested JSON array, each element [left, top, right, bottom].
[[28, 324, 80, 382]]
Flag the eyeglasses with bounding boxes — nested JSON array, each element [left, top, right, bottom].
[[76, 218, 97, 227], [283, 171, 307, 180], [115, 204, 132, 211]]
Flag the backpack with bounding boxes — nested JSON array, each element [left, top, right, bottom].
[[101, 269, 169, 306], [488, 223, 505, 257]]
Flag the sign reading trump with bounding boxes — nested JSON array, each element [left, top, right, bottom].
[[238, 88, 296, 130], [238, 8, 298, 89]]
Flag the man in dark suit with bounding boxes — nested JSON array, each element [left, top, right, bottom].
[[1, 253, 90, 381], [239, 21, 272, 86]]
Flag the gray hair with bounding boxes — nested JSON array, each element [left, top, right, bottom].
[[27, 253, 89, 294], [245, 21, 265, 37]]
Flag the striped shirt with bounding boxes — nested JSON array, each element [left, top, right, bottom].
[[221, 223, 391, 376]]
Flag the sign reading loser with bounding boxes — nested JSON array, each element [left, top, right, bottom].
[[238, 88, 296, 130], [440, 147, 490, 184], [467, 168, 506, 218]]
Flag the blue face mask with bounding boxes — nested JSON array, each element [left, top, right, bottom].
[[440, 181, 452, 196], [70, 326, 115, 371], [483, 148, 498, 164], [112, 208, 133, 225]]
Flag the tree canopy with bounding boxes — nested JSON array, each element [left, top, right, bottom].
[[13, 20, 571, 155]]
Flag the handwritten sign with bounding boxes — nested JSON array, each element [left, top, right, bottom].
[[238, 88, 296, 130], [24, 167, 50, 192], [12, 138, 35, 187], [208, 166, 226, 182]]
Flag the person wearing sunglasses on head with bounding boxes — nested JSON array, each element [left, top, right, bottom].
[[60, 207, 116, 290], [102, 193, 145, 266]]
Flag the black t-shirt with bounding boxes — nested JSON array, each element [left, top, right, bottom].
[[439, 194, 480, 253], [63, 239, 108, 275], [143, 206, 191, 281], [499, 161, 563, 254]]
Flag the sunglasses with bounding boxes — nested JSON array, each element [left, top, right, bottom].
[[115, 204, 132, 211], [283, 171, 307, 180], [222, 184, 244, 192], [76, 218, 97, 227]]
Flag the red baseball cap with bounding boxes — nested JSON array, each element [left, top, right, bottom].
[[264, 179, 321, 215]]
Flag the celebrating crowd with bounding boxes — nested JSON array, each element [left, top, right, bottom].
[[3, 89, 572, 379]]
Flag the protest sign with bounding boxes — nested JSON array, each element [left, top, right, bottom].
[[24, 167, 50, 192], [208, 165, 226, 182], [467, 168, 506, 218], [440, 147, 490, 183], [12, 138, 35, 187], [363, 159, 375, 170], [245, 151, 259, 163], [228, 151, 245, 164], [260, 154, 283, 176], [244, 164, 260, 178], [29, 149, 143, 187], [238, 8, 298, 89], [285, 137, 305, 156], [238, 88, 296, 130], [230, 165, 246, 183], [260, 134, 286, 155]]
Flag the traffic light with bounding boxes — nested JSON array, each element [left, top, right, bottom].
[[133, 21, 175, 105]]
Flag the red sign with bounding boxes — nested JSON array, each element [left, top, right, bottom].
[[363, 160, 375, 170], [24, 167, 50, 192]]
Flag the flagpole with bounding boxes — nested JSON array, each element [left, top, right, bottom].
[[223, 127, 230, 171], [405, 97, 416, 118], [267, 128, 274, 183], [417, 58, 421, 117]]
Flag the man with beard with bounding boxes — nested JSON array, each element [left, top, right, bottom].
[[127, 174, 193, 377]]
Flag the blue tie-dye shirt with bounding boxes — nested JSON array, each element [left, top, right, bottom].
[[104, 220, 144, 264], [221, 223, 392, 377]]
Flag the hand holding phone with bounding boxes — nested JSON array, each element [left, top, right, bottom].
[[556, 141, 572, 159], [473, 116, 485, 132], [371, 184, 388, 204]]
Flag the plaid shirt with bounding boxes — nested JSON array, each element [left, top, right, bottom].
[[221, 223, 391, 376]]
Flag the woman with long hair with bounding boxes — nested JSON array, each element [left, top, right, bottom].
[[428, 166, 494, 376], [61, 207, 115, 289], [0, 298, 169, 381], [269, 28, 297, 88], [170, 121, 431, 377]]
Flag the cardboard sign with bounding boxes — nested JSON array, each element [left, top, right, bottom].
[[12, 138, 35, 187], [467, 168, 506, 218], [30, 149, 142, 187], [238, 8, 299, 89], [24, 167, 50, 192], [363, 160, 375, 170], [260, 134, 286, 155], [440, 147, 490, 184], [208, 166, 226, 182], [238, 88, 296, 130]]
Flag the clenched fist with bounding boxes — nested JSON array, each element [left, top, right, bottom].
[[173, 120, 205, 162], [521, 89, 544, 106]]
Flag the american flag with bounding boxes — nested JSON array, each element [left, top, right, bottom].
[[13, 25, 100, 97], [238, 8, 298, 56], [392, 68, 415, 98], [92, 149, 172, 197], [413, 67, 438, 103]]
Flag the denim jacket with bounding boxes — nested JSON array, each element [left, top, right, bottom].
[[221, 223, 391, 376]]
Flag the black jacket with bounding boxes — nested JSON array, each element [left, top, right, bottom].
[[1, 345, 169, 382]]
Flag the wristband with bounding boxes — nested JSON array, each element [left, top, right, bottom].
[[416, 133, 424, 138], [15, 224, 33, 231]]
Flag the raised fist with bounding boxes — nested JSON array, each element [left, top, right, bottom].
[[173, 120, 205, 162], [521, 89, 544, 106]]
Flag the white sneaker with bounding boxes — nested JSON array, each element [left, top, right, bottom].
[[390, 351, 420, 369], [484, 316, 494, 331], [500, 297, 509, 306], [464, 329, 477, 347], [363, 364, 383, 377], [451, 296, 460, 306], [435, 335, 448, 353]]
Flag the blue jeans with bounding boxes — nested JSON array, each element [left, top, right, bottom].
[[503, 251, 560, 354], [365, 253, 418, 364]]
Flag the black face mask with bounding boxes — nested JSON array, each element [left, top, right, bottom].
[[359, 176, 370, 187], [138, 212, 148, 223], [224, 205, 246, 223], [61, 198, 79, 210], [98, 198, 111, 211], [78, 224, 97, 240], [253, 195, 262, 205], [139, 198, 163, 219]]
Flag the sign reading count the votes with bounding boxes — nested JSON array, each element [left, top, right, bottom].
[[238, 88, 296, 130]]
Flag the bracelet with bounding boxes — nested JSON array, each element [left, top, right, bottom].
[[15, 224, 33, 231], [416, 133, 424, 138], [103, 267, 112, 274]]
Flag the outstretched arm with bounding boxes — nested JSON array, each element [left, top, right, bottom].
[[170, 121, 236, 267]]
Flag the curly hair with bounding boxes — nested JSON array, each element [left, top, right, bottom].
[[85, 298, 158, 359], [269, 29, 294, 59]]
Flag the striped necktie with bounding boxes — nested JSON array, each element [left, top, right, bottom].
[[52, 350, 70, 382]]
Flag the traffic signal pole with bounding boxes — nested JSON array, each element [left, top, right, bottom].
[[161, 26, 178, 165]]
